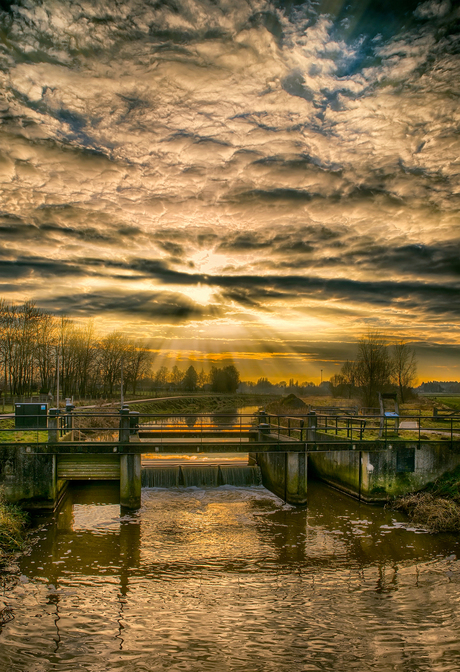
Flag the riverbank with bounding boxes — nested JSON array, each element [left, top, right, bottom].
[[128, 393, 279, 415], [391, 465, 460, 533], [0, 493, 28, 565]]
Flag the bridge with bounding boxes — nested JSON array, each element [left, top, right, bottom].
[[1, 407, 460, 509]]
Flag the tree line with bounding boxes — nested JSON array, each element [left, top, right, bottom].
[[0, 300, 416, 405], [0, 299, 153, 399], [152, 363, 240, 393], [0, 299, 241, 399], [330, 332, 417, 406]]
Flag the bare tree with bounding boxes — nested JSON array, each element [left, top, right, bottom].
[[154, 366, 169, 390], [170, 365, 184, 389], [124, 341, 153, 394], [392, 340, 417, 402], [35, 311, 58, 393], [354, 332, 393, 407]]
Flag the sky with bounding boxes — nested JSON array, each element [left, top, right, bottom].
[[0, 0, 459, 382]]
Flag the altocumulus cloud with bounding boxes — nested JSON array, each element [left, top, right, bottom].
[[0, 0, 459, 376]]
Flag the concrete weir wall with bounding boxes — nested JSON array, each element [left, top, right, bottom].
[[0, 445, 142, 510], [0, 445, 65, 510], [309, 441, 460, 502], [255, 451, 308, 505]]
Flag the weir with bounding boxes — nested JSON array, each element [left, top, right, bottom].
[[1, 408, 459, 509], [142, 465, 262, 488]]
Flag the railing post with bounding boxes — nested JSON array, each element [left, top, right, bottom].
[[48, 408, 60, 443], [64, 400, 75, 440], [258, 421, 270, 442], [307, 411, 316, 443], [129, 411, 140, 437], [119, 407, 130, 443]]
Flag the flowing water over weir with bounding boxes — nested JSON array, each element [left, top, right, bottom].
[[2, 479, 460, 671], [141, 465, 262, 488]]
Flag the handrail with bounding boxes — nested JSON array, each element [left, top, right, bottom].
[[1, 410, 460, 445]]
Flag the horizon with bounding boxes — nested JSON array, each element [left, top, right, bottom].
[[0, 0, 459, 383]]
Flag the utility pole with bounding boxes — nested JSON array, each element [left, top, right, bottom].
[[120, 357, 124, 408], [56, 353, 60, 410]]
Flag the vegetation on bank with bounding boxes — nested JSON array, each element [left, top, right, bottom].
[[391, 466, 460, 533], [0, 493, 28, 564], [132, 393, 280, 416]]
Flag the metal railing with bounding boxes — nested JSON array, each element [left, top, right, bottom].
[[1, 409, 460, 448]]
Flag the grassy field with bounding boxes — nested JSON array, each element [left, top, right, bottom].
[[0, 418, 48, 443], [425, 396, 460, 412]]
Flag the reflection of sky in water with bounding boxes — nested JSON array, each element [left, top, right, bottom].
[[71, 503, 121, 533], [3, 481, 460, 671]]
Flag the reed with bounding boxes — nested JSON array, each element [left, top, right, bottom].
[[0, 491, 28, 563], [391, 467, 460, 534]]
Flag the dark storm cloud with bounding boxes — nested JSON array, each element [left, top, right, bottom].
[[3, 244, 456, 319], [351, 242, 460, 277], [215, 275, 460, 317], [0, 256, 94, 279], [0, 209, 143, 247], [217, 224, 341, 255], [40, 290, 216, 321]]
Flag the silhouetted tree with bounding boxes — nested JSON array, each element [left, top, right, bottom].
[[392, 341, 417, 402], [210, 365, 240, 393], [183, 365, 198, 391]]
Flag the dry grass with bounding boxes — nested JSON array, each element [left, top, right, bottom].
[[0, 493, 28, 562], [391, 492, 460, 533]]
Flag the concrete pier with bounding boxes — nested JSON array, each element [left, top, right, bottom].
[[256, 450, 308, 504], [120, 453, 142, 509]]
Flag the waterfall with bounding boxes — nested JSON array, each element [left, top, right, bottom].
[[142, 468, 180, 488], [219, 466, 262, 486], [142, 464, 262, 488]]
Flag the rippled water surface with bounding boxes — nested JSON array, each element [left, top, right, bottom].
[[1, 480, 460, 672]]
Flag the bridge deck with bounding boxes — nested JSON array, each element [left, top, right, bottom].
[[18, 433, 440, 454]]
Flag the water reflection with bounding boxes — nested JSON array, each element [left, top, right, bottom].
[[211, 409, 239, 427], [2, 480, 460, 672]]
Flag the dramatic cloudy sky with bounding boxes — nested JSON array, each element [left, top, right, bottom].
[[0, 0, 459, 381]]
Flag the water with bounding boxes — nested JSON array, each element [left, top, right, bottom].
[[140, 405, 260, 431], [1, 480, 460, 671]]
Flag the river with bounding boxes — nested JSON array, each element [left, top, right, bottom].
[[0, 478, 459, 672]]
